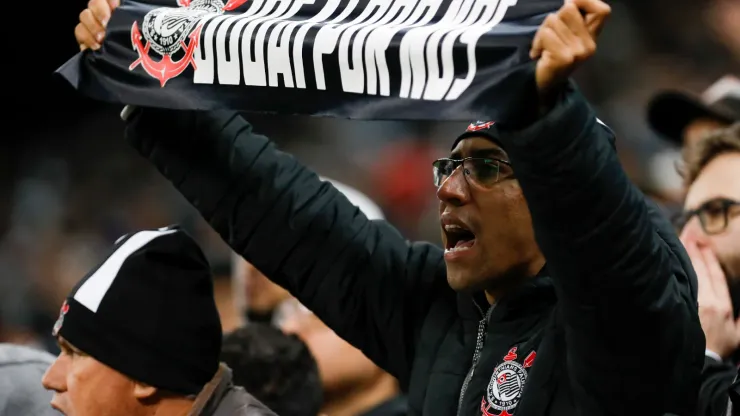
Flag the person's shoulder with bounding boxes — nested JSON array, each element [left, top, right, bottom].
[[0, 343, 55, 368], [214, 385, 279, 416], [0, 344, 57, 416]]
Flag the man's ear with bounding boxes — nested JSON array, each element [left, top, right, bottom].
[[133, 381, 158, 400]]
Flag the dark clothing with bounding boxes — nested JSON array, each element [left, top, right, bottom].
[[731, 375, 740, 416], [55, 226, 222, 396], [361, 395, 409, 416], [193, 364, 278, 416], [125, 84, 704, 415], [699, 356, 735, 416]]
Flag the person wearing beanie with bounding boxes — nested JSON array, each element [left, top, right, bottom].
[[79, 0, 702, 415], [41, 226, 277, 416]]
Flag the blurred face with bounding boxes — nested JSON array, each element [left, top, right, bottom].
[[42, 338, 144, 416], [683, 118, 728, 148], [234, 258, 290, 314], [681, 152, 740, 280], [435, 137, 544, 294], [280, 303, 388, 395]]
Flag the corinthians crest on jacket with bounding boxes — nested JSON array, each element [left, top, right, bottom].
[[480, 347, 536, 416], [129, 0, 248, 87]]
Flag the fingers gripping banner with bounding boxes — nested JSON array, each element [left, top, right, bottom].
[[57, 0, 561, 121]]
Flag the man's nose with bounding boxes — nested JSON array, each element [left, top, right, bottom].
[[680, 217, 710, 246], [41, 356, 67, 393], [436, 166, 470, 206]]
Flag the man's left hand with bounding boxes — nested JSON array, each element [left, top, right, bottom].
[[530, 0, 611, 101]]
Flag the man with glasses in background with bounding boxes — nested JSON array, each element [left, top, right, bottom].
[[675, 123, 740, 416]]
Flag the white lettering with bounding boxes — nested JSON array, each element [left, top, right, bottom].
[[424, 0, 487, 100], [214, 0, 269, 85], [190, 0, 516, 103], [445, 0, 517, 100], [312, 0, 363, 90], [264, 0, 315, 87], [289, 0, 345, 88], [192, 14, 222, 84], [365, 0, 441, 96], [241, 0, 290, 86], [337, 0, 396, 94], [398, 0, 465, 99]]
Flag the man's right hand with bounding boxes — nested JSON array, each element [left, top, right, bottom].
[[75, 0, 120, 51], [683, 238, 740, 360]]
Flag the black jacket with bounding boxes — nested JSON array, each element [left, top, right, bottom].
[[699, 356, 735, 416], [124, 85, 704, 416], [193, 364, 278, 416]]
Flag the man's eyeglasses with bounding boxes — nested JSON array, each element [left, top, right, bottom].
[[432, 157, 513, 189], [672, 197, 740, 235]]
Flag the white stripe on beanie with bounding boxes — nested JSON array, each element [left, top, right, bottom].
[[74, 228, 177, 313]]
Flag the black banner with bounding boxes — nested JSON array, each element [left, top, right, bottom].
[[57, 0, 561, 121]]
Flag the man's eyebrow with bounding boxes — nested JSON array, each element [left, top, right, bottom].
[[470, 148, 508, 160], [58, 337, 84, 354]]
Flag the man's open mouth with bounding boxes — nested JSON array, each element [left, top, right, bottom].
[[444, 223, 476, 253]]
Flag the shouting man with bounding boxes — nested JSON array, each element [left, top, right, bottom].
[[75, 0, 704, 414]]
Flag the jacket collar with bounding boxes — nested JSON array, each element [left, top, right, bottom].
[[188, 364, 232, 416], [456, 265, 554, 322]]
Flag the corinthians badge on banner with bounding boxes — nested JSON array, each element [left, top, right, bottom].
[[130, 0, 248, 86]]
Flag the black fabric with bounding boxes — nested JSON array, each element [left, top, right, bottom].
[[54, 226, 222, 396], [360, 395, 409, 416], [124, 82, 704, 415], [54, 0, 564, 121], [452, 120, 502, 150], [698, 356, 736, 416], [730, 374, 740, 416], [647, 91, 739, 145]]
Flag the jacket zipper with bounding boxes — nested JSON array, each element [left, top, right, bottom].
[[457, 304, 493, 416]]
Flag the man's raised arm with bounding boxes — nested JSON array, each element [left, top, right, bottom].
[[496, 0, 704, 414], [123, 108, 448, 387]]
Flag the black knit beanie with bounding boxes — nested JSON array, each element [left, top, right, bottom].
[[451, 120, 502, 150], [52, 225, 222, 396]]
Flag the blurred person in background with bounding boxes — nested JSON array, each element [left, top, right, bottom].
[[0, 343, 60, 415], [644, 75, 740, 216], [221, 324, 324, 416], [232, 178, 408, 416], [42, 226, 276, 416], [649, 74, 740, 151], [674, 123, 740, 416]]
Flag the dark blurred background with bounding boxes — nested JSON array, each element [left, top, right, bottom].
[[2, 0, 738, 353]]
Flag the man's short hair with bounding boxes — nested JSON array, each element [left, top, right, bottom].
[[221, 324, 323, 416], [681, 122, 740, 186]]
